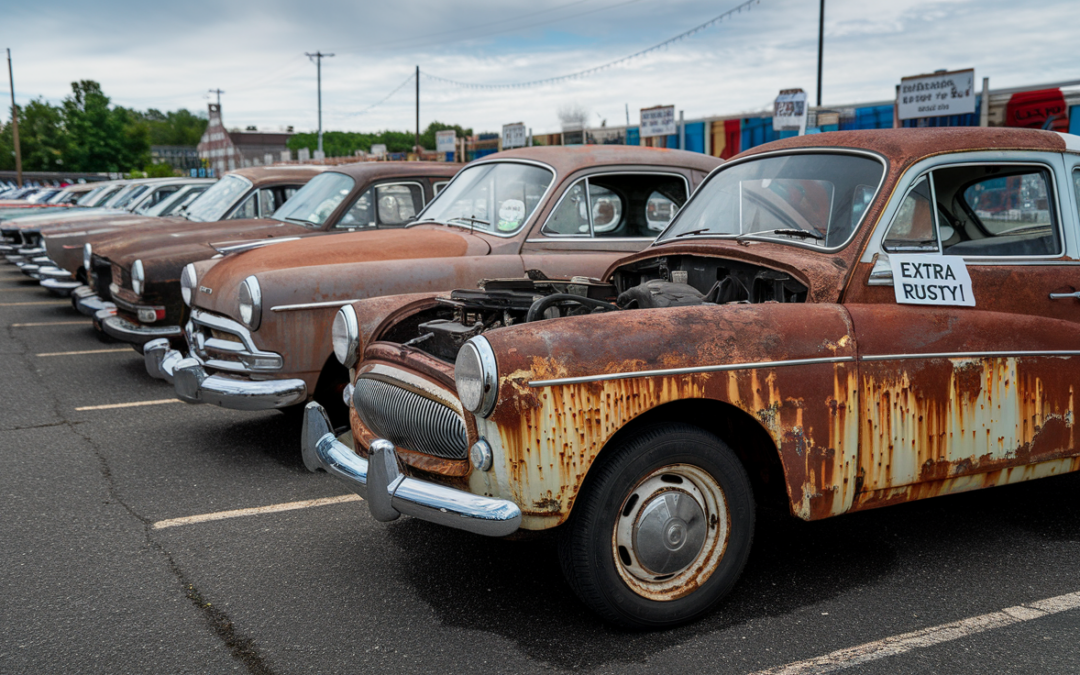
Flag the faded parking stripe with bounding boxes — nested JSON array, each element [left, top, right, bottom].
[[152, 494, 363, 529], [76, 399, 183, 411], [38, 348, 133, 357]]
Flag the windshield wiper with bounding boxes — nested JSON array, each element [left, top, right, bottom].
[[673, 228, 713, 238], [283, 216, 320, 226], [448, 216, 490, 226], [736, 228, 824, 243]]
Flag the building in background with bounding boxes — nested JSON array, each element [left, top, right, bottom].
[[196, 104, 292, 176], [150, 145, 200, 172]]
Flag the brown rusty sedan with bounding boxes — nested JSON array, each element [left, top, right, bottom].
[[148, 146, 720, 424], [304, 127, 1080, 628]]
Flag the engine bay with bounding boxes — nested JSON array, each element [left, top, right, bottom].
[[379, 255, 809, 362]]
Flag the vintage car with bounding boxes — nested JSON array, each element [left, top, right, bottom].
[[303, 127, 1080, 628], [93, 162, 459, 350], [57, 165, 325, 306], [146, 146, 720, 425]]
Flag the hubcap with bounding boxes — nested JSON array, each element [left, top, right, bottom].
[[613, 464, 729, 601]]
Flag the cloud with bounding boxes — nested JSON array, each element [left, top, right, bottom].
[[5, 0, 1078, 138]]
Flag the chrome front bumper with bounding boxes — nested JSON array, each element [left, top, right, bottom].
[[163, 351, 307, 410], [72, 286, 116, 316], [301, 402, 521, 537], [41, 277, 82, 296], [101, 314, 182, 347]]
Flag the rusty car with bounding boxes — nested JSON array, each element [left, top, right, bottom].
[[93, 162, 459, 351], [146, 146, 721, 425], [302, 127, 1080, 628]]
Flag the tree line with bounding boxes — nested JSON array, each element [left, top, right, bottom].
[[0, 80, 207, 175], [287, 121, 473, 157]]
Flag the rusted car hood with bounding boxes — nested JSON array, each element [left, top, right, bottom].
[[194, 226, 492, 317], [0, 208, 126, 231], [100, 218, 305, 268]]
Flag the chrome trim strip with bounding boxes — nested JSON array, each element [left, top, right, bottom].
[[528, 355, 855, 387], [270, 299, 358, 312], [860, 350, 1080, 362], [524, 237, 655, 244]]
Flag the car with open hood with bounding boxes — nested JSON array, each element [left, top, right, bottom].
[[302, 127, 1080, 628], [145, 146, 721, 424], [93, 162, 459, 349]]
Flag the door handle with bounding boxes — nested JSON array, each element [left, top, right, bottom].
[[1049, 292, 1080, 300]]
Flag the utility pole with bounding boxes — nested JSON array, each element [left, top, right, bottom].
[[208, 88, 224, 107], [6, 49, 21, 188], [816, 0, 825, 107], [415, 65, 420, 157], [306, 51, 334, 155]]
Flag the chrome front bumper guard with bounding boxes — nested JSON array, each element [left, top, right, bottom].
[[301, 402, 521, 537], [164, 350, 307, 410], [41, 277, 82, 296], [101, 314, 182, 348], [72, 286, 116, 316]]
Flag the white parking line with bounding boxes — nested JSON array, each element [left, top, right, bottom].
[[76, 399, 182, 411], [0, 300, 71, 306], [751, 591, 1080, 675], [37, 348, 132, 357], [12, 320, 91, 327], [152, 494, 363, 529]]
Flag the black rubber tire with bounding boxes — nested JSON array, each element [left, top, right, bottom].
[[557, 423, 755, 629]]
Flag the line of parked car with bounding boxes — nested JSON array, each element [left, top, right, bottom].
[[6, 127, 1080, 628]]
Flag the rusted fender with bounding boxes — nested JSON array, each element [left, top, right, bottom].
[[349, 292, 447, 355], [472, 302, 860, 529]]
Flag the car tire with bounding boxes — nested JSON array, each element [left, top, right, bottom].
[[557, 423, 755, 629]]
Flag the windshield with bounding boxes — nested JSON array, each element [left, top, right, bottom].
[[658, 152, 884, 249], [414, 162, 553, 236], [147, 186, 208, 217], [88, 185, 122, 207], [76, 186, 104, 206], [116, 185, 150, 209], [184, 174, 252, 222], [272, 172, 353, 227]]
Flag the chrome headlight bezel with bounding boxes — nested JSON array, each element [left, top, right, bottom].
[[455, 336, 498, 418], [180, 263, 197, 306], [238, 275, 262, 329], [82, 243, 91, 273], [332, 304, 360, 368], [131, 259, 144, 296]]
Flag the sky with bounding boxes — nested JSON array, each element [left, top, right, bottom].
[[3, 0, 1079, 137]]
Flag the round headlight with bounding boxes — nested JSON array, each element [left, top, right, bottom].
[[331, 305, 360, 368], [180, 263, 197, 306], [454, 336, 498, 417], [82, 243, 92, 273], [131, 259, 144, 296], [238, 275, 261, 329]]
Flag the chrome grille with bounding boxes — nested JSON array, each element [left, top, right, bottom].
[[353, 378, 468, 460]]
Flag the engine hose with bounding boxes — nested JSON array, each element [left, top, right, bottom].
[[525, 293, 620, 323]]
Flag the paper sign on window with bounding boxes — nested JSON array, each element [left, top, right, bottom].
[[889, 254, 975, 307]]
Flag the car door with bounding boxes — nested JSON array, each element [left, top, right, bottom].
[[331, 182, 427, 232], [843, 151, 1080, 500], [519, 169, 690, 279]]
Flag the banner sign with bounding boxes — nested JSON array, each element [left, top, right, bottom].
[[640, 106, 676, 138], [898, 69, 975, 120], [436, 130, 457, 153], [1005, 88, 1069, 132], [890, 254, 975, 307], [502, 123, 527, 149], [773, 89, 808, 131]]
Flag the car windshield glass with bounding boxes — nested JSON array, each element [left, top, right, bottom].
[[658, 153, 884, 249], [271, 172, 353, 227], [76, 186, 104, 206], [115, 185, 150, 208], [184, 175, 252, 222], [88, 185, 122, 206], [102, 185, 137, 208], [414, 162, 553, 235]]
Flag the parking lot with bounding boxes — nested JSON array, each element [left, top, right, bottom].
[[2, 264, 1080, 675]]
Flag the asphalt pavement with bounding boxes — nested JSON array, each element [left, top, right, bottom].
[[2, 264, 1079, 675]]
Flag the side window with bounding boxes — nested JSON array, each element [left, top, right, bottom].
[[883, 176, 937, 252], [228, 193, 257, 220], [543, 173, 688, 238], [258, 189, 277, 218], [433, 181, 449, 195], [337, 188, 375, 229], [376, 184, 423, 226]]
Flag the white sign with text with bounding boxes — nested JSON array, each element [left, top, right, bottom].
[[890, 254, 975, 307], [502, 123, 527, 149], [436, 130, 457, 153], [640, 106, 676, 138], [773, 89, 808, 131], [898, 69, 975, 120]]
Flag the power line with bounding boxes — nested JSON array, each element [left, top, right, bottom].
[[337, 72, 417, 117], [422, 0, 763, 89]]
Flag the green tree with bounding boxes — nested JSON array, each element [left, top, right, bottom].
[[61, 80, 149, 172], [287, 122, 473, 157], [138, 108, 207, 146]]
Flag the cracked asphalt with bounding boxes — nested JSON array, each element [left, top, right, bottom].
[[2, 264, 1080, 675]]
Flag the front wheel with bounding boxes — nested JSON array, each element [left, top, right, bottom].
[[558, 423, 755, 629]]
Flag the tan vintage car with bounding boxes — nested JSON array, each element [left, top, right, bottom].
[[304, 127, 1080, 628], [148, 146, 721, 424]]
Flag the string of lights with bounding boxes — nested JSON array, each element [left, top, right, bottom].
[[421, 0, 762, 90]]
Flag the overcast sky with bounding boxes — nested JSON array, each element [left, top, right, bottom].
[[4, 0, 1078, 136]]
